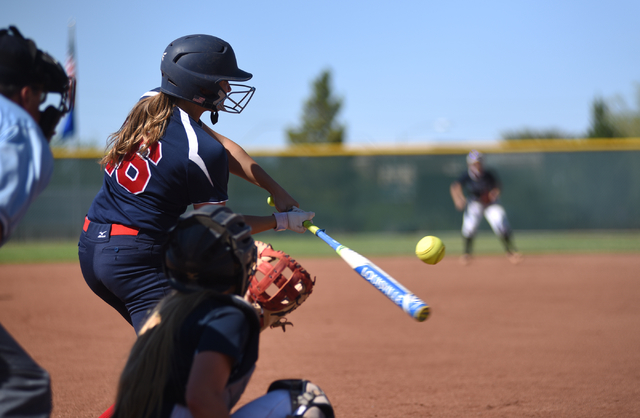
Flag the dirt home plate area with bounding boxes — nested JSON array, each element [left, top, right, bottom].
[[1, 254, 640, 417]]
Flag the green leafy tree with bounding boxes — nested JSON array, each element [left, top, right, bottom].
[[586, 97, 620, 138], [287, 70, 345, 145], [606, 85, 640, 137], [501, 128, 575, 140]]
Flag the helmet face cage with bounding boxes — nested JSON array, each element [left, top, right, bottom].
[[211, 83, 255, 114], [163, 206, 257, 296], [160, 34, 255, 115], [40, 51, 73, 114]]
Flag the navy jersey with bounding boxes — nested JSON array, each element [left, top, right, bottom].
[[457, 169, 500, 201], [160, 296, 260, 416], [87, 91, 229, 233]]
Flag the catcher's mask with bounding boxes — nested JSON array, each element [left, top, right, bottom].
[[163, 206, 257, 296], [0, 26, 72, 140], [160, 34, 255, 125]]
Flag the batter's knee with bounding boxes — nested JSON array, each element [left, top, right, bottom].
[[268, 379, 334, 418]]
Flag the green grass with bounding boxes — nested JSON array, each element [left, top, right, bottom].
[[1, 230, 639, 264], [0, 241, 80, 263]]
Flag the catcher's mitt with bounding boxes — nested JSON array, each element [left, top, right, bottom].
[[246, 241, 315, 331]]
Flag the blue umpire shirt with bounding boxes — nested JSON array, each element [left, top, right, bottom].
[[0, 94, 54, 246]]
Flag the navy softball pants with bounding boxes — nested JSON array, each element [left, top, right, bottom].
[[78, 219, 172, 334]]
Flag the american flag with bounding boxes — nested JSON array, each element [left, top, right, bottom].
[[61, 21, 76, 139]]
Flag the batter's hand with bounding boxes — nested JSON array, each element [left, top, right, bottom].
[[270, 189, 299, 213], [274, 208, 315, 233]]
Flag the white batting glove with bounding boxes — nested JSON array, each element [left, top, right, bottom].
[[273, 207, 315, 233]]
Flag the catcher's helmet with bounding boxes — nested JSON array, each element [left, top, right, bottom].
[[160, 34, 255, 124], [163, 206, 256, 296]]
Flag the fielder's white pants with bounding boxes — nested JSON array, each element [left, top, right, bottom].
[[462, 200, 511, 238], [170, 390, 292, 418]]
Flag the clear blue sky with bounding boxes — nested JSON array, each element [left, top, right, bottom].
[[3, 0, 639, 150]]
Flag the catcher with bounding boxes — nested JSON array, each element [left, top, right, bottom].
[[111, 205, 331, 418], [449, 150, 522, 265]]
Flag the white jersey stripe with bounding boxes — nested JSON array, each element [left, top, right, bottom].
[[179, 108, 214, 187], [141, 90, 160, 99]]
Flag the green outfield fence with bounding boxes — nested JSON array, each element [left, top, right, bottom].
[[10, 138, 640, 241]]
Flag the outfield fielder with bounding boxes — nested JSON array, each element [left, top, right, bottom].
[[0, 26, 71, 417], [450, 150, 522, 265]]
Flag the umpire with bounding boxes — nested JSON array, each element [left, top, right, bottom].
[[0, 26, 71, 416]]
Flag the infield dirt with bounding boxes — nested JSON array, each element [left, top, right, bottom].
[[1, 254, 639, 417]]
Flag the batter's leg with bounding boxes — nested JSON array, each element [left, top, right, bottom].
[[78, 233, 133, 326]]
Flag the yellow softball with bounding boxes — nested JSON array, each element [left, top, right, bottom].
[[415, 236, 445, 265]]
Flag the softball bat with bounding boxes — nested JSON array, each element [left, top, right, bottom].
[[303, 221, 430, 322], [267, 196, 430, 322]]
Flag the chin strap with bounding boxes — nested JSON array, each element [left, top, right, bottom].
[[210, 111, 219, 125]]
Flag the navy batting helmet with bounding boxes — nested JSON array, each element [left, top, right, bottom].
[[163, 206, 256, 296], [160, 34, 255, 124]]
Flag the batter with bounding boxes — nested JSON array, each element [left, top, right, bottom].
[[78, 34, 314, 334]]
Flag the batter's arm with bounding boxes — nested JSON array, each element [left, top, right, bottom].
[[450, 182, 467, 211], [193, 203, 278, 234], [203, 125, 298, 212]]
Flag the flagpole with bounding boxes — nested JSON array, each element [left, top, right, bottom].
[[61, 19, 76, 142]]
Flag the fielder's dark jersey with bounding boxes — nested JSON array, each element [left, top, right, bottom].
[[87, 90, 229, 233], [160, 295, 260, 417], [456, 169, 500, 201]]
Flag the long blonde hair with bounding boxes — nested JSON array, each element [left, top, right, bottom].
[[101, 92, 176, 168], [112, 290, 220, 418]]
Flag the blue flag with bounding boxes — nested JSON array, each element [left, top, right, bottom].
[[61, 22, 76, 140]]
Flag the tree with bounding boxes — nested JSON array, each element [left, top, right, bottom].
[[586, 97, 620, 138], [501, 85, 640, 141], [501, 127, 575, 140], [287, 70, 345, 145], [605, 85, 640, 137]]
